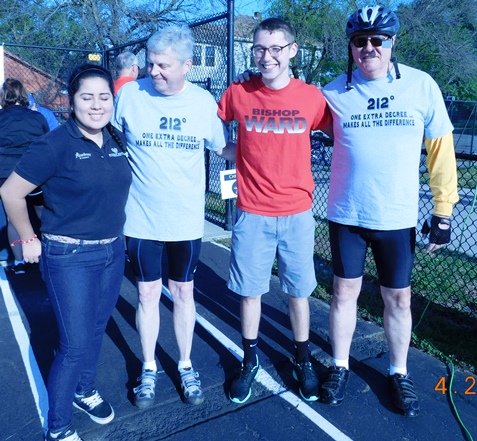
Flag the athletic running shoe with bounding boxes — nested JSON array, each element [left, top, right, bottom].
[[179, 366, 204, 405], [73, 389, 114, 424], [45, 424, 84, 441], [229, 355, 259, 404], [292, 359, 319, 401], [133, 370, 158, 409], [319, 366, 349, 406], [12, 263, 26, 275], [388, 373, 420, 417]]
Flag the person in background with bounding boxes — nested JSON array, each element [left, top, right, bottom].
[[113, 51, 139, 95], [113, 26, 234, 409], [217, 17, 332, 404], [1, 64, 132, 441], [319, 5, 458, 417], [0, 78, 49, 274], [28, 93, 59, 131]]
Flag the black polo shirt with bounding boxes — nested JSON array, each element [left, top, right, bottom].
[[15, 118, 132, 240]]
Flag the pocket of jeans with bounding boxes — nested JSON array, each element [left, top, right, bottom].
[[43, 239, 80, 259]]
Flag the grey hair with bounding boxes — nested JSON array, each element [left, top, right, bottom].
[[115, 51, 138, 71], [147, 25, 194, 63]]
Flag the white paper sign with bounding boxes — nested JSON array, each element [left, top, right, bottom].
[[220, 169, 237, 199]]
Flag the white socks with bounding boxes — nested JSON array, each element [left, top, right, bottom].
[[389, 364, 407, 376], [333, 358, 349, 370], [143, 360, 157, 372], [178, 359, 192, 371], [142, 360, 194, 372]]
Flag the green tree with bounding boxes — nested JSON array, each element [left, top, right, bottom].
[[0, 0, 223, 49], [396, 0, 477, 100], [263, 0, 477, 98], [267, 0, 350, 85]]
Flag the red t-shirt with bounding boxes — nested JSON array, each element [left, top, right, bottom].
[[218, 76, 332, 216], [114, 76, 135, 95]]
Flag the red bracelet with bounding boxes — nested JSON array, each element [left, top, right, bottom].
[[10, 235, 38, 247]]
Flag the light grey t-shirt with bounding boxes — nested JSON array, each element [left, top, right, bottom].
[[113, 79, 228, 241], [323, 64, 453, 230]]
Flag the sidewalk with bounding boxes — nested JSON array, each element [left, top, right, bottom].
[[1, 221, 476, 441], [198, 221, 477, 441], [203, 220, 232, 242]]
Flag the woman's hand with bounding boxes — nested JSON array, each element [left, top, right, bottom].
[[22, 238, 41, 263]]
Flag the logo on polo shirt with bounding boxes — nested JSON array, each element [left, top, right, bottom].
[[109, 147, 128, 158], [75, 152, 92, 160]]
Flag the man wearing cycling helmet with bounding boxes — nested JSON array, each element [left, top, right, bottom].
[[320, 5, 458, 417]]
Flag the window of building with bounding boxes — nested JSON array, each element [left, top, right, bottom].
[[193, 46, 202, 66], [205, 46, 215, 67]]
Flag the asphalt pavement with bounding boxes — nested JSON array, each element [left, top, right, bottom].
[[1, 221, 476, 441]]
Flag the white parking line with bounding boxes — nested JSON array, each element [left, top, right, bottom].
[[163, 284, 353, 441], [0, 267, 48, 431], [3, 262, 352, 441]]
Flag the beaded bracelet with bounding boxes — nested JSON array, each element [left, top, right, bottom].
[[11, 234, 38, 247]]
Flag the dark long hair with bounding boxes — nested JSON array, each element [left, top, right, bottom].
[[67, 64, 126, 152]]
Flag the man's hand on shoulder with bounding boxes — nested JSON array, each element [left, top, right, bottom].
[[216, 140, 236, 162], [233, 69, 260, 84]]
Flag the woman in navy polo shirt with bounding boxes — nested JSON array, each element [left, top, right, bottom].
[[1, 64, 132, 441]]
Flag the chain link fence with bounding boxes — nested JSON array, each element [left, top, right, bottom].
[[310, 101, 477, 321], [3, 12, 233, 229], [2, 17, 476, 321], [102, 12, 232, 228]]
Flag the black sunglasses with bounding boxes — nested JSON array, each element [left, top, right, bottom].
[[352, 36, 390, 48]]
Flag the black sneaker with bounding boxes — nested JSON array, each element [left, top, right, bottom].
[[12, 263, 26, 275], [73, 389, 114, 424], [292, 359, 319, 401], [45, 424, 84, 441], [388, 373, 420, 417], [319, 366, 349, 406], [229, 355, 259, 404]]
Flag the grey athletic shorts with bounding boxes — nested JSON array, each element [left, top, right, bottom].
[[228, 208, 317, 297]]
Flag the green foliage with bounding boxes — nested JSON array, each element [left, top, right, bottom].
[[263, 0, 477, 96], [395, 0, 477, 100], [267, 0, 350, 85]]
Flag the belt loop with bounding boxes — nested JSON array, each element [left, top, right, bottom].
[[79, 239, 84, 247]]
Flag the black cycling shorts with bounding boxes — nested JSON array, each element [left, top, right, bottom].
[[126, 237, 201, 283], [328, 221, 415, 289]]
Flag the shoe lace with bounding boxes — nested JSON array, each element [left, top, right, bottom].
[[298, 361, 316, 380], [238, 362, 258, 382], [79, 390, 103, 408], [395, 375, 418, 402], [180, 368, 201, 392], [323, 367, 347, 387]]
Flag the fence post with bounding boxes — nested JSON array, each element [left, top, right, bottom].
[[224, 0, 235, 231]]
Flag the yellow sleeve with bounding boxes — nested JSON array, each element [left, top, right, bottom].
[[423, 132, 459, 217]]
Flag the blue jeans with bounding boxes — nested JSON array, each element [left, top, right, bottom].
[[41, 236, 125, 432]]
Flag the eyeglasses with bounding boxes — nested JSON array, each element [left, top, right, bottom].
[[251, 42, 295, 58], [351, 36, 390, 48]]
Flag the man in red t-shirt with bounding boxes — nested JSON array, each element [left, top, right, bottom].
[[218, 17, 332, 405], [113, 51, 139, 95]]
